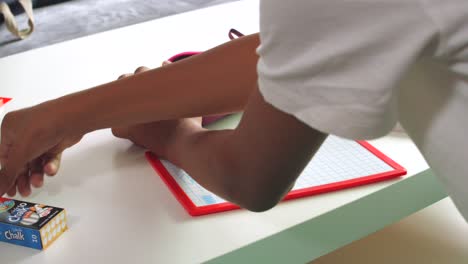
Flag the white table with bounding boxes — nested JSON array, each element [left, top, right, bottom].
[[0, 1, 448, 263]]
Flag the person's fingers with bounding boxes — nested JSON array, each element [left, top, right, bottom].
[[30, 172, 44, 188], [41, 147, 65, 177], [118, 73, 132, 80], [111, 126, 131, 139], [6, 184, 16, 197], [0, 156, 5, 168], [40, 135, 81, 177], [0, 147, 24, 196], [43, 153, 61, 177], [0, 123, 11, 168], [0, 145, 8, 166], [134, 66, 150, 74], [16, 169, 31, 197], [30, 158, 45, 187], [0, 168, 19, 196]]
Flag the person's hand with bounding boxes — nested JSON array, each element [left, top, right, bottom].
[[111, 65, 202, 164], [112, 117, 201, 162], [0, 105, 82, 197]]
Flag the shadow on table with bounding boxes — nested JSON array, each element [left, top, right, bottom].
[[28, 133, 146, 194], [112, 143, 196, 222], [24, 131, 237, 222], [110, 140, 246, 222], [12, 116, 247, 225], [0, 243, 41, 263]]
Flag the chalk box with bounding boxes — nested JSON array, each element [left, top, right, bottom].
[[0, 197, 68, 250]]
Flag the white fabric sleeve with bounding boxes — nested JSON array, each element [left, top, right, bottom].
[[257, 0, 439, 140], [420, 0, 468, 77]]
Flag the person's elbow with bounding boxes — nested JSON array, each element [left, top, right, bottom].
[[224, 169, 291, 213], [242, 196, 282, 213]]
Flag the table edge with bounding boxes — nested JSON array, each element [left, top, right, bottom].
[[206, 169, 447, 263]]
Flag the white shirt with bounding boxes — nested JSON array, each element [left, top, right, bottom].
[[257, 0, 468, 221]]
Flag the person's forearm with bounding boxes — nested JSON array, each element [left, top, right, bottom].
[[167, 124, 252, 209], [47, 33, 259, 135], [167, 121, 295, 212], [165, 87, 322, 212]]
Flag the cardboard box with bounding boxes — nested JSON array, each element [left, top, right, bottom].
[[0, 197, 68, 250]]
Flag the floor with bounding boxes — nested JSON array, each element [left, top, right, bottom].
[[0, 0, 238, 58], [312, 198, 468, 264]]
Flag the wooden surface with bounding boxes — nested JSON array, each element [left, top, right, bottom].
[[313, 198, 468, 264]]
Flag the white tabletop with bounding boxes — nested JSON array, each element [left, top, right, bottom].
[[0, 1, 443, 263]]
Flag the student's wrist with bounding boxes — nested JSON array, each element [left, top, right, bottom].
[[28, 100, 61, 139], [38, 96, 87, 139]]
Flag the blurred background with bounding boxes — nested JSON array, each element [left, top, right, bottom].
[[0, 0, 238, 58]]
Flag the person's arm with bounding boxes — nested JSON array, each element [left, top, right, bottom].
[[0, 33, 259, 196], [51, 33, 260, 135], [166, 85, 327, 212]]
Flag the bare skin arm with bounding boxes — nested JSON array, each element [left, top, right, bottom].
[[112, 66, 327, 211], [0, 33, 260, 196], [1, 33, 327, 213], [164, 86, 327, 211], [54, 33, 261, 135]]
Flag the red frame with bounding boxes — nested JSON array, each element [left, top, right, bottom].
[[145, 140, 406, 216], [0, 97, 12, 107], [0, 197, 11, 203]]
